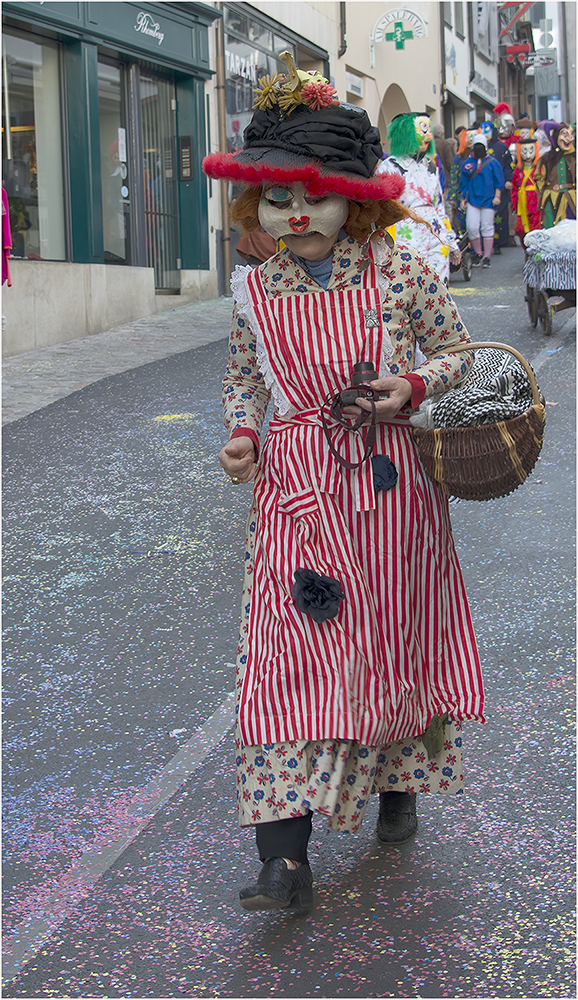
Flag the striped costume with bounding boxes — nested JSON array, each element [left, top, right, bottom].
[[224, 234, 484, 833]]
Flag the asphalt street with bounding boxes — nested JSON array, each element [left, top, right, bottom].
[[2, 246, 575, 999]]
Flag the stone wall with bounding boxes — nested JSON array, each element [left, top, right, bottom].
[[2, 262, 219, 357]]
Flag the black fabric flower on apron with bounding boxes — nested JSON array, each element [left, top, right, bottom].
[[292, 568, 345, 623], [371, 454, 398, 492]]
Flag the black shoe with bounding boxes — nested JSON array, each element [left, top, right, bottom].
[[377, 791, 418, 844], [493, 246, 501, 255], [482, 257, 491, 267], [239, 858, 314, 912], [471, 254, 484, 267]]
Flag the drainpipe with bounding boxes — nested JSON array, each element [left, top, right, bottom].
[[439, 4, 446, 126], [338, 2, 347, 59], [3, 54, 12, 160], [560, 0, 569, 122], [215, 2, 231, 292], [467, 2, 476, 121]]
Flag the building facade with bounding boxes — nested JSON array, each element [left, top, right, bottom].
[[2, 0, 219, 355], [3, 1, 507, 356]]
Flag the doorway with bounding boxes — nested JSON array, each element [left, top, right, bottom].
[[140, 72, 180, 291]]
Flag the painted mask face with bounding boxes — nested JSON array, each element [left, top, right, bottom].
[[414, 115, 433, 152], [520, 141, 536, 163], [479, 121, 493, 140], [497, 113, 515, 138], [558, 126, 575, 151], [257, 182, 349, 243], [465, 128, 480, 150], [517, 127, 533, 142]]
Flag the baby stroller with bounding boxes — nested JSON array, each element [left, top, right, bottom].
[[449, 230, 473, 282]]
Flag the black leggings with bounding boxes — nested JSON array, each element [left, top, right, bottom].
[[255, 812, 312, 864]]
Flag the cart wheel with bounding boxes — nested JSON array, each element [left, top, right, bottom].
[[536, 290, 553, 336], [525, 285, 538, 327], [462, 255, 472, 282]]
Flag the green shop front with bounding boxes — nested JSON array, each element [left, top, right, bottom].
[[2, 1, 218, 355]]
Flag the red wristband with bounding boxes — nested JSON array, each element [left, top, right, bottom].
[[401, 373, 427, 408], [230, 427, 259, 458]]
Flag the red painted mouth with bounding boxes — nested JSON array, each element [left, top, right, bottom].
[[288, 216, 310, 233]]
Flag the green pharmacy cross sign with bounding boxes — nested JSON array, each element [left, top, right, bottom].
[[385, 21, 414, 49]]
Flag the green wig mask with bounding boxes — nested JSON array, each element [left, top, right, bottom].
[[387, 113, 436, 158]]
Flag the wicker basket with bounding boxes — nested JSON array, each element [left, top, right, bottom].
[[412, 341, 546, 502]]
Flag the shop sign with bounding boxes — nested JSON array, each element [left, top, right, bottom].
[[225, 49, 258, 83], [370, 7, 427, 65], [470, 71, 497, 101], [523, 52, 556, 68], [134, 11, 164, 46], [345, 71, 363, 97]]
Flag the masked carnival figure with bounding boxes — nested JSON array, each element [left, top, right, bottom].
[[535, 122, 576, 228], [377, 112, 460, 284], [202, 54, 484, 913], [510, 120, 541, 241], [488, 104, 516, 250], [460, 133, 505, 267]]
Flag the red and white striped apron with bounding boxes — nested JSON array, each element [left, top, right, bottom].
[[238, 261, 484, 748]]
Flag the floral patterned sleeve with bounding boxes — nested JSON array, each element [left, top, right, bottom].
[[385, 247, 474, 399], [222, 303, 270, 454]]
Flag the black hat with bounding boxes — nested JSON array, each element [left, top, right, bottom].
[[203, 53, 404, 202]]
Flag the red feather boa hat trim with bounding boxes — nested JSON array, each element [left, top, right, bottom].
[[202, 151, 405, 202]]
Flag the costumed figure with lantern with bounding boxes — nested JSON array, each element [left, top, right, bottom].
[[202, 54, 484, 912], [377, 112, 461, 284], [535, 122, 576, 228], [510, 120, 541, 242]]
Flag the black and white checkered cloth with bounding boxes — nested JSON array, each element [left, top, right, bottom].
[[410, 349, 537, 429]]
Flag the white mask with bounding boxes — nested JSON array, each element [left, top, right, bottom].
[[257, 182, 349, 243], [520, 142, 536, 163]]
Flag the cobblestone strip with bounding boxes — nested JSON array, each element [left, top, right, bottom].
[[2, 297, 233, 425]]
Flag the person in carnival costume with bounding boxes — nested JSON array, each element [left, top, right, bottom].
[[448, 127, 480, 233], [202, 54, 484, 913], [460, 133, 505, 267], [477, 106, 516, 252], [535, 122, 576, 228], [376, 112, 461, 284], [510, 120, 541, 242]]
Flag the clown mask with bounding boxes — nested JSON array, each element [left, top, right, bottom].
[[479, 121, 493, 141], [558, 126, 575, 151], [520, 141, 537, 163], [258, 182, 349, 259], [414, 115, 433, 152], [464, 128, 481, 151]]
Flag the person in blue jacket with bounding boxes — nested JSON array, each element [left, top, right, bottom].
[[459, 134, 505, 267]]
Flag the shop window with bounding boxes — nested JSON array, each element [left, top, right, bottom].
[[455, 2, 465, 38], [224, 34, 277, 154], [248, 20, 272, 49], [225, 8, 248, 37], [443, 2, 453, 28], [2, 31, 66, 261], [98, 61, 130, 265], [274, 35, 294, 56]]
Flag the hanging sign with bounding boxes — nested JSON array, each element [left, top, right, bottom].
[[370, 8, 427, 66]]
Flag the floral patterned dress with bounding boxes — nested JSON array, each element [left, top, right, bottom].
[[223, 234, 484, 833], [377, 155, 458, 284]]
